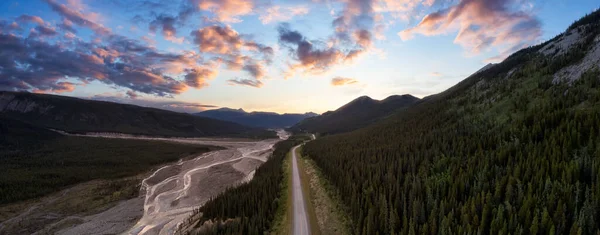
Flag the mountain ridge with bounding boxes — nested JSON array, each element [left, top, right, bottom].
[[0, 91, 270, 138], [291, 94, 420, 135], [195, 108, 318, 129]]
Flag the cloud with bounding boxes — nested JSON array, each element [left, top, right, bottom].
[[59, 18, 77, 33], [90, 93, 217, 113], [330, 0, 379, 51], [227, 78, 264, 88], [331, 77, 358, 86], [0, 31, 216, 97], [259, 5, 310, 24], [146, 1, 197, 44], [126, 90, 138, 99], [192, 0, 254, 23], [353, 29, 373, 48], [16, 15, 45, 25], [278, 24, 358, 76], [0, 21, 21, 33], [243, 63, 266, 79], [191, 25, 272, 80], [149, 15, 184, 43], [399, 0, 542, 57], [275, 0, 384, 78], [33, 81, 77, 93], [184, 67, 218, 88], [43, 0, 111, 35], [373, 0, 442, 21], [191, 25, 244, 54], [190, 25, 273, 57], [430, 72, 442, 76], [244, 41, 274, 58], [32, 25, 58, 37]]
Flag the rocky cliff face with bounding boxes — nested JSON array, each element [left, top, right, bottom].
[[535, 24, 600, 83]]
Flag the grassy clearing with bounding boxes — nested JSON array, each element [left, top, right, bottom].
[[269, 151, 293, 235], [300, 148, 352, 235], [295, 146, 321, 235]]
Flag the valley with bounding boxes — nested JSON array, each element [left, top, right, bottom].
[[0, 129, 289, 235], [1, 3, 600, 235]]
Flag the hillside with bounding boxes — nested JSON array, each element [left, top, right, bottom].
[[195, 108, 317, 128], [303, 9, 600, 235], [0, 91, 270, 138], [291, 94, 420, 135]]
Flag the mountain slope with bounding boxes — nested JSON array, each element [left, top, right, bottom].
[[291, 94, 420, 135], [195, 108, 317, 128], [303, 9, 600, 235], [0, 91, 267, 137]]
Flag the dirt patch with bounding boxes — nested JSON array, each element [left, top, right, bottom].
[[50, 197, 144, 235], [233, 158, 264, 175], [0, 176, 144, 235]]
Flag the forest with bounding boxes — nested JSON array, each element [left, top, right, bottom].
[[0, 118, 217, 204], [302, 12, 600, 235], [178, 135, 310, 235]]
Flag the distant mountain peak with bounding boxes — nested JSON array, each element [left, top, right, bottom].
[[195, 107, 317, 128], [355, 95, 374, 101], [383, 94, 419, 102], [213, 107, 246, 113], [292, 93, 420, 135]]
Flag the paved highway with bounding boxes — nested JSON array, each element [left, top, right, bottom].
[[291, 145, 311, 235]]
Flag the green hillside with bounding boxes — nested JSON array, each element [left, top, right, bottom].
[[291, 94, 420, 135], [303, 10, 600, 235]]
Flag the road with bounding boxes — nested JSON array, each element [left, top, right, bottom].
[[291, 145, 311, 235]]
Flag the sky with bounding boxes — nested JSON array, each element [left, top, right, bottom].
[[0, 0, 598, 114]]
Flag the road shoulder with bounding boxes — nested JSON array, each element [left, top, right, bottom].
[[295, 146, 321, 235], [298, 147, 352, 235]]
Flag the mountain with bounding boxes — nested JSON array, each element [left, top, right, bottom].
[[291, 94, 420, 135], [302, 9, 600, 234], [195, 108, 318, 129], [0, 91, 270, 138]]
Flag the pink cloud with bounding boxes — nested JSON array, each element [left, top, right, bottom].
[[193, 0, 254, 23], [191, 26, 243, 54], [227, 78, 264, 88], [184, 67, 218, 89], [191, 25, 273, 81], [16, 15, 45, 25], [259, 5, 310, 24], [399, 0, 541, 57], [43, 0, 111, 35], [33, 81, 77, 94], [331, 77, 359, 86]]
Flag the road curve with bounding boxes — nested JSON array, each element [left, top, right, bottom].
[[291, 145, 311, 235]]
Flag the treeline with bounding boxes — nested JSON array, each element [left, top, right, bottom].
[[303, 12, 600, 235], [179, 135, 309, 235]]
